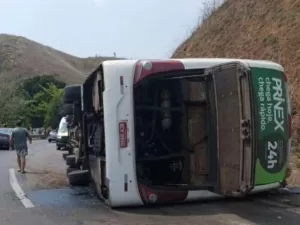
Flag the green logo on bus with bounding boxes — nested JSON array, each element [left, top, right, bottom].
[[252, 68, 288, 184], [259, 134, 287, 174], [273, 78, 285, 132]]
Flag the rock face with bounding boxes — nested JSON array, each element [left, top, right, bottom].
[[0, 34, 118, 84], [172, 0, 300, 137]]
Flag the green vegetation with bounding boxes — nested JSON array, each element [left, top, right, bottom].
[[0, 75, 66, 129]]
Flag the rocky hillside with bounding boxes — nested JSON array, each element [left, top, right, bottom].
[[173, 0, 300, 139], [0, 34, 118, 84]]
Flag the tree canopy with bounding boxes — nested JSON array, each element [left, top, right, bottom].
[[0, 75, 66, 129]]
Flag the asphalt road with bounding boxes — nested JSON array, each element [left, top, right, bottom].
[[0, 140, 299, 225]]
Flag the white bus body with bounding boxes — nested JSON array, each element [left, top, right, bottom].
[[78, 58, 290, 207]]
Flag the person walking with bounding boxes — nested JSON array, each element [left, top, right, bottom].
[[10, 121, 32, 173]]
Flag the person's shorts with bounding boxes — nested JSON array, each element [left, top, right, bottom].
[[15, 148, 28, 157]]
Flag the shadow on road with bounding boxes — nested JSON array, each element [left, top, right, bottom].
[[115, 191, 300, 225]]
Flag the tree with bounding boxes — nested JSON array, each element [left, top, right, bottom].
[[0, 83, 31, 127], [33, 83, 64, 129], [0, 75, 65, 129], [43, 84, 64, 128], [18, 75, 66, 128], [19, 75, 65, 98]]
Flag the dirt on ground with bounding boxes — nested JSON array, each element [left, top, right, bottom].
[[172, 0, 300, 184], [24, 167, 68, 190], [24, 142, 69, 190]]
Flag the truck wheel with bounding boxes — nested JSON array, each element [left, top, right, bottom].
[[66, 155, 76, 167], [63, 103, 73, 115], [56, 145, 61, 150], [67, 170, 90, 186], [63, 85, 81, 104]]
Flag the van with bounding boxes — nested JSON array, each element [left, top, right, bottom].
[[63, 58, 291, 207], [56, 117, 69, 150]]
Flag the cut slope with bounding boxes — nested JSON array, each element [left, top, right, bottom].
[[173, 0, 300, 140], [0, 34, 119, 84]]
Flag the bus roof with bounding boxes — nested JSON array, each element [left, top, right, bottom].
[[85, 58, 283, 82], [104, 58, 283, 71], [175, 58, 284, 72]]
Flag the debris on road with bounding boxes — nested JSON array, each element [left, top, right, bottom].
[[24, 167, 68, 190]]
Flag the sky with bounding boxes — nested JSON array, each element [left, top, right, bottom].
[[0, 0, 207, 59]]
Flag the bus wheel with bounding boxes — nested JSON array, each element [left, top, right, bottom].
[[63, 103, 74, 115], [66, 167, 77, 175], [63, 85, 81, 104], [62, 152, 70, 160], [67, 170, 90, 186], [66, 155, 76, 168]]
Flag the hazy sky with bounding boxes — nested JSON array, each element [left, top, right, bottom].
[[0, 0, 206, 59]]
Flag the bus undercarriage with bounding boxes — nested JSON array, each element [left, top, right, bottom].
[[134, 72, 213, 190]]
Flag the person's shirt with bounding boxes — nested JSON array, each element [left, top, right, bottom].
[[11, 127, 29, 150]]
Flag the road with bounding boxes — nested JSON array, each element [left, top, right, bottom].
[[0, 140, 300, 224]]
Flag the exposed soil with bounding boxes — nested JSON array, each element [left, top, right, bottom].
[[23, 141, 69, 190], [24, 167, 68, 190]]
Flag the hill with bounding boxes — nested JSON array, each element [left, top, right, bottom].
[[0, 34, 119, 84], [172, 0, 300, 182]]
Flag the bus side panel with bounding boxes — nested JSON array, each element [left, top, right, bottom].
[[251, 67, 289, 185], [102, 61, 143, 207]]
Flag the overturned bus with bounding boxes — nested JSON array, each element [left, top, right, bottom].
[[61, 58, 291, 207]]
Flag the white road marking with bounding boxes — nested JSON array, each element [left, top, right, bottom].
[[8, 168, 34, 208]]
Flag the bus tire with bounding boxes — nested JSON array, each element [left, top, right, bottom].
[[62, 152, 69, 160], [64, 85, 81, 104], [66, 167, 78, 175], [66, 155, 76, 167], [63, 104, 73, 115], [72, 104, 81, 124], [67, 170, 90, 186]]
